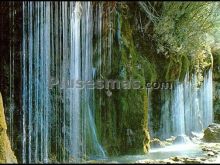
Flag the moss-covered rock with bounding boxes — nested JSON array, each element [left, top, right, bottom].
[[179, 54, 190, 82], [0, 93, 17, 163], [94, 3, 151, 156], [213, 80, 220, 123], [165, 56, 182, 81], [213, 50, 220, 81], [94, 1, 216, 157], [203, 123, 220, 143]]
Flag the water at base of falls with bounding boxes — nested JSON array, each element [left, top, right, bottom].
[[149, 70, 213, 140], [22, 2, 106, 163], [100, 143, 204, 163]]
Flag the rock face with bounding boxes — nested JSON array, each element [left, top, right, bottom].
[[0, 93, 17, 163], [212, 47, 220, 123], [213, 81, 220, 123], [203, 123, 220, 142]]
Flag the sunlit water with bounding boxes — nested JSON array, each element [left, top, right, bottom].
[[87, 143, 205, 163], [149, 70, 213, 140], [21, 2, 106, 163]]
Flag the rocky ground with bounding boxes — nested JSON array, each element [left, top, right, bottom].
[[136, 124, 220, 164], [136, 143, 220, 164], [85, 124, 220, 164]]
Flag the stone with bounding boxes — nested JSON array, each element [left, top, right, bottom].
[[203, 123, 220, 142], [0, 93, 17, 163], [207, 152, 215, 157], [164, 136, 175, 145], [170, 156, 202, 164], [136, 159, 176, 164], [150, 138, 165, 148], [0, 93, 7, 130]]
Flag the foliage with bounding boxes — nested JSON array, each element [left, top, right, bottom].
[[147, 2, 219, 84], [153, 2, 217, 57]]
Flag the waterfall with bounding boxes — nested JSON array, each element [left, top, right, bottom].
[[149, 70, 213, 140], [172, 83, 185, 136], [201, 70, 213, 127], [22, 2, 105, 163], [8, 2, 15, 150]]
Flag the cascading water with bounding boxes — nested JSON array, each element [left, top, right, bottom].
[[8, 2, 16, 150], [149, 70, 213, 140], [3, 1, 218, 164], [22, 2, 105, 163]]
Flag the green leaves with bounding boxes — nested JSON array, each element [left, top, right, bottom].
[[154, 2, 217, 57], [151, 2, 219, 83]]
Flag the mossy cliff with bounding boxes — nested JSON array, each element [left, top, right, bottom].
[[0, 93, 17, 163], [212, 42, 220, 123], [93, 2, 217, 156], [153, 2, 214, 84], [94, 3, 153, 155]]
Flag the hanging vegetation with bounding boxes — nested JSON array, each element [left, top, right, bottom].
[[151, 2, 218, 83]]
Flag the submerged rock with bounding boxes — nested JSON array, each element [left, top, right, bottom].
[[203, 123, 220, 142], [207, 151, 216, 157], [164, 136, 176, 145], [170, 156, 203, 164], [0, 93, 17, 163], [150, 138, 166, 148]]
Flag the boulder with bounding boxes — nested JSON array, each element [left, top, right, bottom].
[[203, 123, 220, 142], [164, 136, 175, 144], [150, 138, 165, 148], [0, 93, 17, 163]]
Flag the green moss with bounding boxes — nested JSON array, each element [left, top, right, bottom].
[[143, 92, 150, 153], [94, 5, 153, 155], [165, 57, 182, 81], [141, 57, 157, 83], [213, 50, 220, 81], [94, 1, 216, 156], [190, 47, 213, 86], [119, 14, 151, 154], [179, 54, 190, 81]]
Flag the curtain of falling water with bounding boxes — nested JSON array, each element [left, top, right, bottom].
[[172, 83, 185, 136], [148, 70, 213, 140], [69, 2, 81, 160], [92, 2, 115, 147], [9, 2, 15, 150], [22, 2, 50, 163], [22, 2, 105, 163], [93, 2, 103, 144], [81, 2, 106, 159], [201, 70, 213, 127]]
